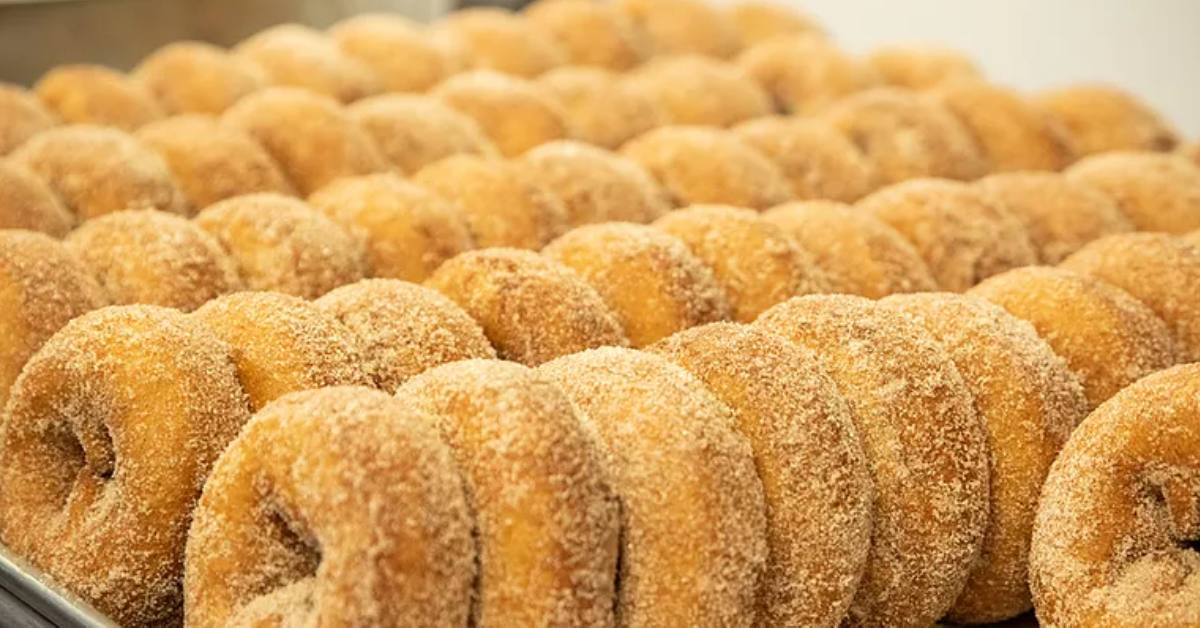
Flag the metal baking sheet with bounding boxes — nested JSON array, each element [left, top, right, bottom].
[[0, 543, 118, 628]]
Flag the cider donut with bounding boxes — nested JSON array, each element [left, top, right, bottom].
[[133, 41, 265, 115], [0, 305, 250, 626], [0, 83, 55, 155], [544, 222, 731, 347], [308, 173, 474, 282], [880, 293, 1089, 623], [858, 178, 1037, 292], [538, 67, 664, 149], [624, 55, 772, 127], [537, 348, 767, 626], [517, 141, 670, 226], [726, 1, 826, 46], [1029, 363, 1200, 626], [734, 116, 878, 202], [1034, 84, 1179, 156], [191, 291, 369, 411], [755, 294, 990, 628], [649, 323, 873, 627], [234, 24, 380, 103], [65, 210, 240, 311], [523, 0, 650, 71], [0, 160, 73, 237], [315, 279, 495, 392], [432, 7, 566, 78], [763, 200, 938, 299], [184, 386, 474, 627], [34, 64, 163, 131], [736, 36, 879, 114], [433, 70, 572, 157], [970, 266, 1179, 410], [1066, 151, 1200, 233], [348, 94, 498, 175], [866, 44, 982, 89], [329, 14, 459, 93], [399, 360, 618, 625], [613, 0, 741, 58]]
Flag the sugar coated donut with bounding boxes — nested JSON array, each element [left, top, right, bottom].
[[308, 173, 474, 282], [649, 323, 872, 627], [234, 24, 380, 103], [881, 293, 1089, 623], [348, 94, 498, 174], [184, 386, 474, 627], [544, 222, 730, 347], [621, 125, 793, 209], [0, 83, 55, 155], [315, 279, 495, 392], [1066, 151, 1200, 233], [10, 125, 185, 220], [65, 210, 239, 311], [34, 64, 163, 131], [329, 14, 459, 93], [538, 347, 766, 625], [734, 117, 878, 202], [0, 160, 73, 236], [538, 67, 664, 149], [755, 295, 990, 627], [859, 178, 1037, 292], [425, 248, 626, 365], [433, 70, 572, 157], [866, 44, 981, 89], [613, 0, 740, 58], [1030, 363, 1200, 626], [133, 41, 265, 115], [764, 200, 938, 298], [195, 194, 367, 299], [624, 55, 772, 128], [432, 7, 565, 78], [413, 155, 567, 249], [0, 305, 250, 625], [399, 360, 618, 625], [517, 140, 670, 226], [976, 171, 1133, 264], [970, 266, 1178, 410], [656, 205, 831, 322], [736, 36, 879, 114], [524, 0, 650, 71], [726, 1, 826, 46], [1035, 84, 1179, 156]]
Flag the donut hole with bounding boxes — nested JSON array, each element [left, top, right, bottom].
[[45, 423, 87, 508], [260, 496, 322, 590]]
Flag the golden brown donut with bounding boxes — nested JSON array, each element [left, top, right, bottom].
[[544, 222, 730, 347], [432, 7, 566, 78], [329, 14, 459, 93], [1066, 151, 1200, 233], [194, 193, 367, 299], [65, 210, 240, 311], [976, 171, 1133, 264], [1029, 363, 1200, 626], [755, 294, 990, 627], [649, 323, 872, 627], [763, 200, 938, 298], [347, 94, 498, 174], [222, 87, 386, 195], [538, 66, 664, 149], [433, 70, 573, 157], [859, 178, 1037, 291], [726, 1, 826, 46], [425, 248, 627, 365], [34, 64, 163, 131], [880, 293, 1089, 623], [866, 44, 982, 89], [734, 116, 878, 202], [517, 140, 670, 226], [10, 125, 185, 220], [624, 55, 773, 127], [315, 279, 495, 392], [538, 347, 766, 625], [0, 160, 73, 236], [234, 24, 380, 103], [0, 83, 55, 155], [0, 305, 249, 626], [132, 41, 265, 115], [1034, 84, 1179, 156], [399, 360, 618, 625], [970, 266, 1179, 410], [621, 125, 793, 209], [737, 35, 879, 114], [523, 0, 650, 71], [184, 386, 474, 627], [613, 0, 741, 58]]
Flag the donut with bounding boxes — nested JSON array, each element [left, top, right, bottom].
[[517, 140, 670, 226], [194, 193, 367, 299], [0, 230, 106, 409], [970, 266, 1179, 410], [0, 83, 55, 155], [222, 87, 387, 195], [736, 36, 879, 114], [329, 14, 459, 93], [65, 210, 240, 311], [1066, 151, 1200, 233], [412, 155, 567, 249], [866, 44, 981, 89], [880, 293, 1089, 623], [726, 1, 826, 46], [763, 200, 938, 298], [929, 78, 1075, 172], [348, 94, 498, 174], [523, 0, 651, 71], [824, 87, 989, 184], [544, 222, 730, 347], [10, 125, 185, 220], [975, 171, 1133, 264], [613, 0, 741, 58], [1029, 363, 1200, 626], [620, 125, 793, 209], [537, 347, 766, 625], [425, 248, 626, 365], [34, 64, 163, 131], [0, 305, 250, 625], [233, 24, 380, 103], [432, 7, 566, 78], [315, 279, 495, 392], [0, 160, 73, 236], [1062, 233, 1200, 363], [433, 70, 572, 157], [132, 41, 265, 115], [733, 116, 878, 202], [649, 323, 872, 627], [655, 205, 831, 322], [624, 55, 773, 127], [191, 291, 369, 410], [398, 360, 618, 625], [538, 67, 664, 149], [1034, 84, 1179, 156], [136, 115, 294, 211], [754, 294, 990, 627], [858, 178, 1037, 291], [184, 386, 474, 627]]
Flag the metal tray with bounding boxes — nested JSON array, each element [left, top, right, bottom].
[[0, 543, 117, 628]]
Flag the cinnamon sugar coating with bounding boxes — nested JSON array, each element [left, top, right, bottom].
[[35, 64, 163, 131], [1035, 84, 1179, 156], [517, 141, 669, 226], [0, 160, 73, 237], [432, 7, 566, 78], [737, 36, 879, 114], [234, 24, 380, 103], [523, 0, 650, 71], [624, 55, 772, 128], [1066, 151, 1200, 233], [0, 83, 55, 155], [538, 67, 665, 149], [734, 117, 878, 202], [433, 70, 573, 157], [133, 42, 265, 115], [348, 94, 498, 175], [329, 14, 460, 93]]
